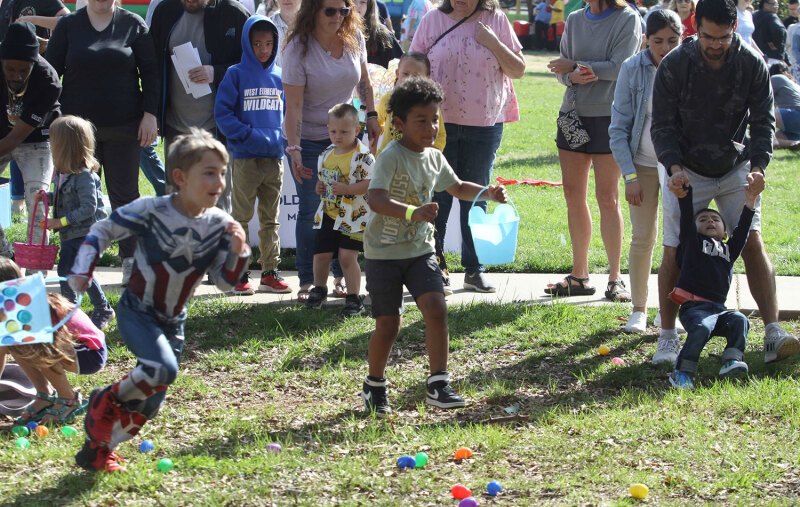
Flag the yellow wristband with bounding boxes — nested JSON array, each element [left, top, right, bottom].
[[624, 172, 638, 182], [405, 205, 417, 220], [60, 216, 69, 227]]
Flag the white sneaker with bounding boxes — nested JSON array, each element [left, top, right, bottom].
[[764, 325, 800, 364], [624, 311, 647, 334], [121, 257, 135, 287], [652, 335, 681, 366], [654, 311, 685, 334]]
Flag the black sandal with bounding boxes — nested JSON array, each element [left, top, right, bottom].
[[544, 275, 596, 296], [605, 280, 632, 302]]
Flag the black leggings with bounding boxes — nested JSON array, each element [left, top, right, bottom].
[[95, 120, 142, 258]]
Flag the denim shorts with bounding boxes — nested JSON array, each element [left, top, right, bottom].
[[365, 253, 443, 317], [74, 343, 107, 375], [661, 162, 761, 248], [777, 108, 800, 140]]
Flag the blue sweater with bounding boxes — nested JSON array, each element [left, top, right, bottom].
[[214, 16, 284, 160], [675, 187, 755, 304]]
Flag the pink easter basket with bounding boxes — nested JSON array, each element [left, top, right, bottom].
[[14, 192, 59, 271]]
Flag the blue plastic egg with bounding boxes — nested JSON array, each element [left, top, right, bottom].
[[139, 440, 155, 452], [396, 455, 417, 469], [487, 480, 502, 496]]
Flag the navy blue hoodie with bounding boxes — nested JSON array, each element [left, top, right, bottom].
[[214, 16, 284, 159]]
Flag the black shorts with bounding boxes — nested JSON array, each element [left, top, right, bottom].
[[365, 253, 444, 317], [314, 214, 363, 255], [555, 115, 612, 154]]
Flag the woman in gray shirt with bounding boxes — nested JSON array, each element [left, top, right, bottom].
[[546, 0, 640, 301]]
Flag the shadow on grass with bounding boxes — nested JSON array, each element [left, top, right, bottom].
[[495, 153, 561, 170], [4, 471, 99, 506]]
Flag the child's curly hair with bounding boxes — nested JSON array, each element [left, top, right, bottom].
[[387, 76, 444, 122], [7, 294, 79, 369]]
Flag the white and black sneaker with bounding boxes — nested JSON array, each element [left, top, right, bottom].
[[362, 376, 392, 416], [425, 371, 466, 409]]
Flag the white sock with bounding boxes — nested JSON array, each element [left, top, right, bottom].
[[765, 322, 782, 335], [660, 328, 678, 340]]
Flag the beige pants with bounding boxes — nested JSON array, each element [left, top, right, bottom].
[[231, 158, 283, 272], [627, 163, 662, 308]]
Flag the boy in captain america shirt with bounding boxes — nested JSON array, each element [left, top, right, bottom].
[[69, 128, 250, 472]]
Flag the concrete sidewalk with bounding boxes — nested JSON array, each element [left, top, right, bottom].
[[74, 268, 800, 320]]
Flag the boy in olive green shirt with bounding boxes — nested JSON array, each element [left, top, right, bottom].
[[361, 77, 507, 416]]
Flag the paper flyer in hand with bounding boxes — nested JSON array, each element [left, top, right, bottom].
[[320, 167, 339, 205], [171, 42, 212, 98]]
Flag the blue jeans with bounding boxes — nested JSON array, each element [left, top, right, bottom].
[[115, 290, 186, 420], [294, 137, 342, 286], [58, 237, 109, 310], [10, 160, 23, 201], [139, 143, 166, 196], [676, 301, 749, 374], [434, 123, 503, 274]]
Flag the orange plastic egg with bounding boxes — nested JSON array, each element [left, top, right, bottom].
[[454, 447, 473, 460]]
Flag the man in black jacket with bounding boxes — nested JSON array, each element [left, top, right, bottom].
[[753, 0, 788, 63], [150, 0, 249, 211], [651, 0, 800, 367]]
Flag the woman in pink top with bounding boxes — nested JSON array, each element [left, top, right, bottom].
[[410, 0, 525, 294]]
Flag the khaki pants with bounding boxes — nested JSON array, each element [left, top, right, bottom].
[[627, 163, 662, 308], [231, 158, 283, 272]]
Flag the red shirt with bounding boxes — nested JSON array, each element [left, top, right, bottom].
[[682, 13, 697, 38]]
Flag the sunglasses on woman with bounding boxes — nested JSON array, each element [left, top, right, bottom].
[[323, 6, 351, 16]]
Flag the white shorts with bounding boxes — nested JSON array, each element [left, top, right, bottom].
[[661, 161, 762, 248]]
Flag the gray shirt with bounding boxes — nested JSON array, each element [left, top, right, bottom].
[[282, 32, 367, 140], [771, 74, 800, 110], [166, 10, 216, 133], [557, 6, 642, 117]]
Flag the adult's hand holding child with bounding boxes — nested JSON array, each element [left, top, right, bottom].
[[668, 168, 690, 198], [745, 170, 765, 207]]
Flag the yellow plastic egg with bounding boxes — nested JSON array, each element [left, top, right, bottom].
[[598, 345, 610, 356], [629, 483, 649, 499]]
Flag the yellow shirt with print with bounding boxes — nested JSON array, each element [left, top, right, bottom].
[[321, 148, 355, 220], [550, 0, 564, 25], [376, 91, 447, 157]]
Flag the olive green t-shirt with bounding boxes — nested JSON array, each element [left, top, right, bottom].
[[364, 141, 458, 260]]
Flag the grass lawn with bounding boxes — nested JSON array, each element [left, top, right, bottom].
[[1, 51, 799, 506], [3, 55, 799, 275], [1, 298, 799, 504]]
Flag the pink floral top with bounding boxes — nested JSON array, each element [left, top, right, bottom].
[[410, 9, 521, 127]]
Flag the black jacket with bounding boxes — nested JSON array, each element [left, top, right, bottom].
[[753, 9, 788, 62], [652, 34, 775, 178], [149, 0, 249, 130]]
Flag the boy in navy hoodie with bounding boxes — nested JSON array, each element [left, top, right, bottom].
[[215, 16, 290, 296], [666, 170, 764, 390]]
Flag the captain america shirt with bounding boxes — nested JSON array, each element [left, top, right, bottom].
[[70, 195, 249, 320]]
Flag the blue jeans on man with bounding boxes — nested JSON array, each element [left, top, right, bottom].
[[434, 123, 503, 275], [676, 301, 749, 374]]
